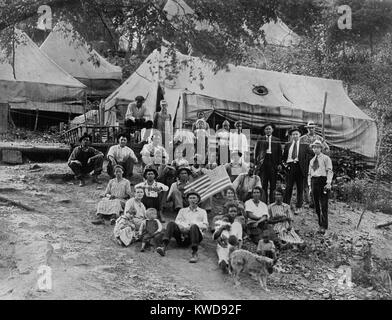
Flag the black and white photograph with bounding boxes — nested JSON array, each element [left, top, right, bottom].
[[0, 0, 391, 307]]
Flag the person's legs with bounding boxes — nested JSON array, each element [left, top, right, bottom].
[[311, 178, 322, 228], [261, 166, 269, 202], [216, 243, 230, 272], [319, 177, 329, 230], [295, 167, 304, 209], [107, 160, 115, 178], [68, 161, 83, 179], [162, 222, 183, 247], [269, 167, 277, 204], [122, 158, 134, 179], [284, 164, 295, 205], [171, 188, 184, 211], [90, 155, 104, 177], [189, 224, 203, 252]]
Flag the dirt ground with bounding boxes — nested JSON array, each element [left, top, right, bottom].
[[1, 162, 391, 300]]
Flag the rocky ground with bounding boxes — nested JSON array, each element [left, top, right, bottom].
[[0, 162, 391, 300]]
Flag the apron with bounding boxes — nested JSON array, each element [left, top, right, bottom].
[[141, 183, 161, 211]]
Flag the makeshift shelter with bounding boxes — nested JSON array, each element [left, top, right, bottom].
[[104, 48, 377, 158], [0, 29, 86, 115], [41, 22, 122, 98]]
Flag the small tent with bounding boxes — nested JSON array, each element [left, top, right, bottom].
[[260, 18, 301, 47], [104, 48, 377, 158], [41, 22, 122, 99], [0, 29, 86, 114]]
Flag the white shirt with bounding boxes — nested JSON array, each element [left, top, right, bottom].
[[245, 199, 269, 219], [229, 132, 248, 155], [175, 206, 209, 233], [266, 135, 272, 154], [135, 181, 169, 198], [107, 145, 137, 163], [287, 140, 299, 163]]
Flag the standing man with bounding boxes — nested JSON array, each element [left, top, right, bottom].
[[308, 140, 333, 235], [153, 100, 172, 146], [125, 95, 153, 131], [107, 133, 138, 180], [254, 123, 282, 204], [282, 127, 311, 214], [229, 120, 249, 162], [300, 121, 330, 207], [68, 133, 104, 187], [156, 190, 208, 263]]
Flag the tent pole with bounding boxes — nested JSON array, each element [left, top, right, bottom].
[[322, 92, 328, 140], [34, 109, 39, 131]]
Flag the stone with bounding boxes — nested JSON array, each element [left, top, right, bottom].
[[2, 150, 23, 164]]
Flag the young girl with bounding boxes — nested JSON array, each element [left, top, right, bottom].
[[139, 208, 164, 253]]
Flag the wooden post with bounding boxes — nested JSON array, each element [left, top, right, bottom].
[[322, 92, 328, 140], [34, 109, 39, 131]]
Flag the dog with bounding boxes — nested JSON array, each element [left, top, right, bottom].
[[229, 249, 274, 291]]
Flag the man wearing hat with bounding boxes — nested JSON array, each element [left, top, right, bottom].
[[300, 121, 330, 206], [125, 95, 153, 131], [167, 165, 192, 214], [156, 189, 208, 263], [308, 140, 333, 234], [107, 133, 138, 180], [300, 121, 330, 153], [282, 127, 312, 214], [254, 123, 282, 204], [135, 164, 169, 223], [68, 133, 104, 186]]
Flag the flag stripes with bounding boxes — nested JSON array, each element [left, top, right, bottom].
[[184, 165, 233, 202]]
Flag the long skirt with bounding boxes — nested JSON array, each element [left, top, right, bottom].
[[97, 198, 125, 217], [273, 223, 303, 244]]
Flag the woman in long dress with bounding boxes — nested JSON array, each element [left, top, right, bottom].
[[268, 189, 303, 247], [93, 165, 132, 225]]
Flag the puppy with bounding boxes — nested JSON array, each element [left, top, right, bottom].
[[229, 249, 274, 291]]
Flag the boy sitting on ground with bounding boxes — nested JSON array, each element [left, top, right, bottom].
[[139, 208, 164, 253], [257, 230, 277, 263]]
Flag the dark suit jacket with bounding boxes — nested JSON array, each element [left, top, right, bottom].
[[283, 141, 312, 176], [254, 135, 282, 169]]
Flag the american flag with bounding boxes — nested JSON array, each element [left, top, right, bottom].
[[184, 165, 233, 202]]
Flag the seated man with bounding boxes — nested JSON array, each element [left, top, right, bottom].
[[68, 133, 104, 186], [156, 190, 208, 263], [107, 133, 138, 180], [233, 162, 262, 202], [125, 95, 153, 131], [167, 165, 192, 214]]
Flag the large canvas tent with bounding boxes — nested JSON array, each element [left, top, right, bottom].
[[41, 22, 122, 98], [0, 29, 86, 114], [104, 48, 377, 158]]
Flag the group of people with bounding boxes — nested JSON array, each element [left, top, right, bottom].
[[66, 113, 333, 268]]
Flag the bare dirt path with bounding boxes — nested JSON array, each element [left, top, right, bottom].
[[1, 162, 391, 300], [0, 163, 294, 300]]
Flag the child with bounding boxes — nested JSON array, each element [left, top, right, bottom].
[[113, 210, 137, 247], [257, 230, 277, 264], [139, 208, 164, 253]]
